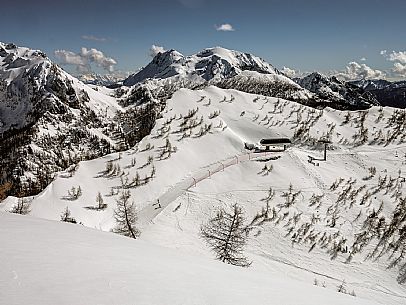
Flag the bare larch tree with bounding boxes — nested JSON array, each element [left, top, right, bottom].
[[200, 203, 251, 267], [112, 189, 140, 239]]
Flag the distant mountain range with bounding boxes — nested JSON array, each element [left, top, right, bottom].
[[70, 47, 406, 110], [122, 47, 382, 110], [294, 72, 380, 109], [78, 73, 126, 87], [350, 79, 406, 108]]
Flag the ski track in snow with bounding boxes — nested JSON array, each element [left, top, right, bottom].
[[254, 244, 406, 301], [139, 150, 275, 228]]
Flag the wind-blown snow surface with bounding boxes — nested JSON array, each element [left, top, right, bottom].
[[0, 213, 378, 305], [1, 86, 406, 304]]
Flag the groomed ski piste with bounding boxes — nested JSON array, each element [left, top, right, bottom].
[[1, 85, 406, 305]]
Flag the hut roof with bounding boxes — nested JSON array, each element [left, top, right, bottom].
[[260, 138, 291, 145]]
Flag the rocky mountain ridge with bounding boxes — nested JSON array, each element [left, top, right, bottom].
[[295, 72, 380, 109], [0, 42, 155, 197], [350, 79, 406, 108]]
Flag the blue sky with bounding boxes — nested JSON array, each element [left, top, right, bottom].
[[2, 0, 406, 79]]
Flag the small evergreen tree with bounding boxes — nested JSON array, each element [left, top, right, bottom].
[[112, 189, 140, 239], [105, 160, 113, 173], [10, 198, 31, 215], [200, 204, 251, 267], [76, 185, 82, 198], [67, 185, 82, 200], [150, 165, 156, 178], [96, 192, 106, 209], [337, 280, 347, 293], [60, 206, 77, 223], [132, 171, 140, 187]]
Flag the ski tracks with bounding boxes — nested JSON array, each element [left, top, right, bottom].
[[138, 151, 272, 228]]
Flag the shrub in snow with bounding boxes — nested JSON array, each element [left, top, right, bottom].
[[9, 198, 31, 215], [66, 185, 82, 200], [60, 206, 77, 223]]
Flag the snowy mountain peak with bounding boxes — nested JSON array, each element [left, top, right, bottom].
[[153, 48, 184, 63], [123, 46, 279, 86], [196, 46, 275, 71], [350, 79, 392, 90], [0, 42, 47, 60], [0, 42, 49, 84], [300, 71, 332, 84]]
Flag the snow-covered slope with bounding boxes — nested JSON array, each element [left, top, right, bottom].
[[0, 42, 129, 197], [2, 42, 406, 305], [0, 212, 379, 305], [0, 42, 121, 135], [3, 86, 406, 304], [0, 42, 51, 132]]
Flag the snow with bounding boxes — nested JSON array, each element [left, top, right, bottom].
[[78, 72, 128, 86], [123, 46, 283, 86], [0, 43, 49, 132], [2, 86, 406, 304], [1, 42, 406, 305], [0, 42, 47, 84], [295, 72, 379, 107], [0, 212, 380, 305], [0, 41, 122, 135]]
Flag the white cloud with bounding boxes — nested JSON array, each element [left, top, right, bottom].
[[80, 48, 117, 72], [81, 35, 107, 42], [54, 47, 117, 73], [216, 23, 235, 31], [387, 51, 406, 64], [281, 66, 297, 78], [393, 62, 406, 77], [149, 45, 166, 57], [360, 57, 366, 61], [381, 50, 406, 77], [335, 61, 385, 80], [54, 50, 86, 67]]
